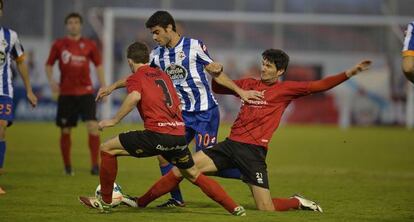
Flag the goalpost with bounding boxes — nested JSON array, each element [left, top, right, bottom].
[[99, 8, 414, 128]]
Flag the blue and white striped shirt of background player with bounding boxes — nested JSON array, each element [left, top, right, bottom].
[[402, 21, 414, 55], [149, 36, 218, 112], [0, 27, 25, 98]]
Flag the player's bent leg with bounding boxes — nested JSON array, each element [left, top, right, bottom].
[[156, 155, 185, 207], [402, 56, 414, 83], [60, 127, 73, 175], [86, 120, 100, 175], [249, 184, 274, 211]]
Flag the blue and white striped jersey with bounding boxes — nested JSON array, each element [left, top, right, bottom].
[[0, 27, 24, 98], [150, 37, 218, 112]]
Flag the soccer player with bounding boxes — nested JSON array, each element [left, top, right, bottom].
[[122, 49, 371, 212], [78, 42, 246, 216], [402, 21, 414, 84], [145, 10, 262, 207], [45, 12, 106, 175], [0, 0, 38, 194]]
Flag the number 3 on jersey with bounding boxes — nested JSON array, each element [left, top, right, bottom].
[[155, 79, 173, 108]]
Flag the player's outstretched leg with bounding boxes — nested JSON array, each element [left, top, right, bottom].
[[272, 195, 322, 212], [156, 156, 184, 207]]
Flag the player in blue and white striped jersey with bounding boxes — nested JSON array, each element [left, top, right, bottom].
[[145, 11, 263, 207], [0, 0, 38, 194]]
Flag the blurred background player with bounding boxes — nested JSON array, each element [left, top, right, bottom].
[[0, 0, 38, 194], [145, 10, 262, 207], [79, 41, 246, 216], [45, 12, 106, 176], [122, 49, 371, 212], [402, 21, 414, 84]]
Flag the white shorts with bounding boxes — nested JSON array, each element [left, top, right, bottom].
[[403, 21, 414, 57]]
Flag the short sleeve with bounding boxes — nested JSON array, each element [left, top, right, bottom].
[[195, 40, 213, 65], [46, 41, 59, 65], [90, 41, 102, 66], [10, 31, 25, 62], [126, 74, 143, 94]]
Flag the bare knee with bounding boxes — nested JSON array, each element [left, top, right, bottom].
[[86, 121, 99, 135], [0, 125, 6, 140], [179, 166, 200, 182]]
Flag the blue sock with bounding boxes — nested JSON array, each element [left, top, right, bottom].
[[0, 141, 6, 168], [160, 163, 184, 203], [216, 168, 242, 179]]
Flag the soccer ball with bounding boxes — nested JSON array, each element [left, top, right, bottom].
[[95, 183, 123, 206]]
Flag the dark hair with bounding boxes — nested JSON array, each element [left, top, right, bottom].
[[64, 12, 83, 24], [127, 42, 149, 64], [262, 49, 289, 71], [0, 0, 3, 10], [145, 11, 176, 31]]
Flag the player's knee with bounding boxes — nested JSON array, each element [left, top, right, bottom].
[[179, 166, 199, 182], [99, 142, 110, 152], [86, 121, 99, 134], [0, 126, 6, 140]]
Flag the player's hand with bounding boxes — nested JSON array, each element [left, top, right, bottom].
[[96, 86, 113, 102], [98, 119, 118, 131], [239, 90, 264, 103], [27, 91, 38, 108], [345, 60, 372, 77], [205, 62, 223, 77]]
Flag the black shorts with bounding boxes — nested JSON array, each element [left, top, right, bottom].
[[203, 138, 269, 188], [56, 94, 97, 127], [119, 130, 194, 169]]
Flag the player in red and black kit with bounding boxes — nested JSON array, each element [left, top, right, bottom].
[[45, 13, 106, 175], [78, 42, 246, 216], [122, 49, 371, 212]]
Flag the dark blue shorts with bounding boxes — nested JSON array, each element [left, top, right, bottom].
[[0, 96, 14, 126], [182, 106, 220, 151]]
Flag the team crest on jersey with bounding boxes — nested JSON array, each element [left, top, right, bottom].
[[165, 63, 188, 84], [0, 51, 5, 66], [79, 42, 85, 49]]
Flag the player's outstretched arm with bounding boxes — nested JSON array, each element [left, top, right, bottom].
[[308, 60, 372, 93], [98, 91, 141, 130], [206, 62, 263, 102], [16, 59, 37, 108], [96, 77, 128, 101]]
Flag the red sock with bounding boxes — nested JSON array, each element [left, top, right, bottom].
[[100, 151, 118, 204], [88, 134, 100, 167], [193, 174, 238, 213], [60, 133, 71, 168], [272, 198, 300, 211], [138, 171, 183, 207]]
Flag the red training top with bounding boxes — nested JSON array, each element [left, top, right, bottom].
[[213, 72, 348, 149], [46, 37, 101, 95], [126, 65, 185, 136]]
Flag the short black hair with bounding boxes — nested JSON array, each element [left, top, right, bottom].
[[65, 12, 83, 24], [145, 11, 176, 31], [127, 42, 149, 64], [0, 0, 3, 10], [262, 49, 289, 71]]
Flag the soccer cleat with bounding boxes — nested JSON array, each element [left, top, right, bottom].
[[292, 194, 323, 212], [232, 206, 246, 216], [64, 166, 74, 176], [79, 196, 112, 213], [120, 194, 138, 208], [90, 165, 99, 175], [156, 198, 185, 208]]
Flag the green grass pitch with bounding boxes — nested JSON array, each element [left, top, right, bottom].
[[0, 122, 413, 222]]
